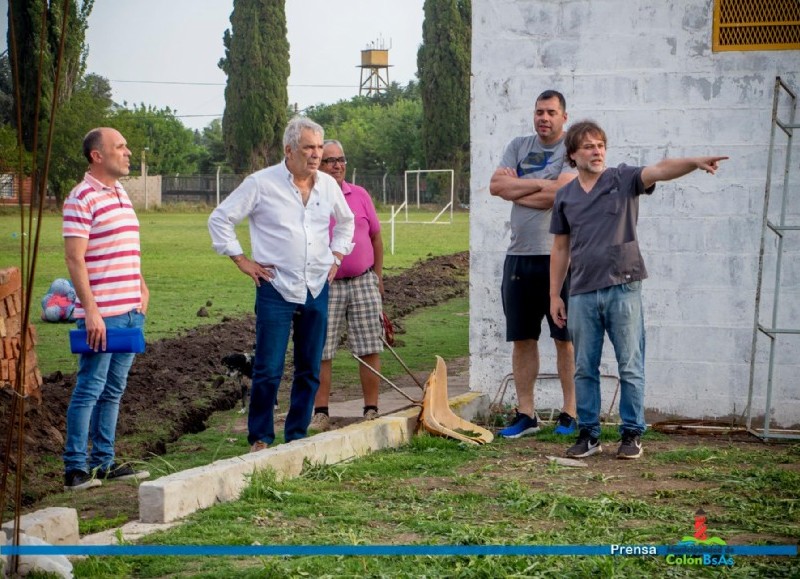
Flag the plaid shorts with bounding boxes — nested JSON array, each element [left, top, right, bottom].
[[323, 269, 384, 359]]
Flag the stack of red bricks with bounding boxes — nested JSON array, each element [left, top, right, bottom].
[[0, 267, 42, 403]]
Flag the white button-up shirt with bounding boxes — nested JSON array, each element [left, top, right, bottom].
[[208, 161, 355, 304]]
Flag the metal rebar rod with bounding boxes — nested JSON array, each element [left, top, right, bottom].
[[380, 337, 425, 390], [352, 353, 420, 404]]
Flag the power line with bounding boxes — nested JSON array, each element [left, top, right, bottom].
[[109, 79, 357, 89], [174, 107, 316, 121], [110, 80, 224, 86]]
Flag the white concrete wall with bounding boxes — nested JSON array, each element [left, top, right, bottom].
[[470, 0, 800, 426]]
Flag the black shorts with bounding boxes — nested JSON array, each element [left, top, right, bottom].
[[501, 254, 570, 342]]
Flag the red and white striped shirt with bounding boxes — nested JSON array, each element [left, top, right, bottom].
[[62, 172, 142, 318]]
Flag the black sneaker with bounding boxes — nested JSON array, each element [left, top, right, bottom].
[[64, 469, 102, 491], [566, 429, 602, 458], [617, 432, 643, 460], [96, 463, 150, 481]]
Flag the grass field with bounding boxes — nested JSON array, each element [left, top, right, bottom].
[[0, 208, 469, 376], [4, 208, 798, 577], [69, 431, 799, 578]]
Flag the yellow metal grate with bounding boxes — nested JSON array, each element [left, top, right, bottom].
[[713, 0, 800, 51]]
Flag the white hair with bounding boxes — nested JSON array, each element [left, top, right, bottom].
[[283, 116, 324, 151], [323, 139, 344, 154]]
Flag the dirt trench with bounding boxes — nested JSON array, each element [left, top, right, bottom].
[[0, 252, 469, 508]]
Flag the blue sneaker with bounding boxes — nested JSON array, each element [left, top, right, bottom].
[[498, 411, 539, 438], [554, 412, 577, 435]]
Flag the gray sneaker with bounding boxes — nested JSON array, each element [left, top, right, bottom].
[[566, 430, 602, 458], [617, 432, 643, 460], [310, 412, 331, 431], [363, 408, 379, 420]]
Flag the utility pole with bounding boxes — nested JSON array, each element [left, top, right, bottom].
[[142, 147, 150, 209]]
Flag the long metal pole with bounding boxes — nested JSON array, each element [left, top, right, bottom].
[[746, 77, 781, 432], [216, 165, 221, 207], [763, 78, 797, 439], [143, 149, 148, 209]]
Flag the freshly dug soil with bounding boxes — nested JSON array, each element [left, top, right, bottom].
[[0, 252, 469, 509]]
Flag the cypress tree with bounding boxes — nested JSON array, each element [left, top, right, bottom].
[[8, 0, 52, 152], [219, 0, 290, 173], [7, 0, 93, 152], [417, 0, 471, 179]]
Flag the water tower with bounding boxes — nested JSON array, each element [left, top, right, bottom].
[[358, 37, 392, 96]]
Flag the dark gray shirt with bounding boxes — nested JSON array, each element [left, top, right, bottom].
[[550, 164, 655, 295]]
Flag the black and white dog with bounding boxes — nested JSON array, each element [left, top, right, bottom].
[[221, 352, 253, 413]]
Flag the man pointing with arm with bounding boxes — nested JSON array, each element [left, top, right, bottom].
[[550, 119, 727, 460]]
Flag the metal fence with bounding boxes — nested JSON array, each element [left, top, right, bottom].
[[160, 170, 467, 208], [349, 171, 468, 208], [161, 174, 245, 205]]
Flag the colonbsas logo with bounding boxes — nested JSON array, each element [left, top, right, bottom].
[[666, 509, 734, 567]]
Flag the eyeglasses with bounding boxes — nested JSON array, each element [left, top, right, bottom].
[[321, 157, 347, 166]]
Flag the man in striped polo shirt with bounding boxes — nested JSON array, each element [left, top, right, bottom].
[[61, 127, 150, 490]]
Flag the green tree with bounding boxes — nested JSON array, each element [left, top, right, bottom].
[[47, 73, 112, 203], [305, 83, 423, 177], [111, 104, 204, 176], [372, 80, 420, 108], [195, 118, 231, 174], [6, 0, 93, 151], [218, 0, 290, 173], [0, 124, 32, 173], [48, 0, 92, 104], [417, 0, 471, 200], [0, 52, 13, 126], [372, 98, 423, 175]]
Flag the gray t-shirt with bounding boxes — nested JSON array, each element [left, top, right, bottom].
[[499, 134, 575, 255], [550, 164, 655, 295]]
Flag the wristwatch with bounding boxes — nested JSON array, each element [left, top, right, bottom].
[[333, 255, 342, 267]]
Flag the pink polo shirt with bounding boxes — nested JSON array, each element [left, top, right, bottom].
[[62, 172, 142, 318], [329, 181, 380, 279]]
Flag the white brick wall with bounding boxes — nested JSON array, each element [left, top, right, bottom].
[[470, 0, 800, 426]]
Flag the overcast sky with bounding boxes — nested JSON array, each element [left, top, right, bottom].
[[1, 1, 424, 130]]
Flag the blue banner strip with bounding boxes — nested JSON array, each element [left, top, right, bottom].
[[0, 545, 796, 557]]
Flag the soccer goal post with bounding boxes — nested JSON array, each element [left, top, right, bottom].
[[402, 169, 454, 224]]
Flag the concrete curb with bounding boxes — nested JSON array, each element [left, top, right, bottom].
[[138, 391, 488, 524], [0, 391, 490, 546]]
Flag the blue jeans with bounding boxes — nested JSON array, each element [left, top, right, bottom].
[[63, 310, 145, 473], [249, 283, 328, 446], [569, 282, 646, 439]]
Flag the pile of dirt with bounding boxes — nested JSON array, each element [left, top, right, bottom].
[[0, 252, 468, 507]]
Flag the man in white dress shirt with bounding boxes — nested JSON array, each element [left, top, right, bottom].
[[208, 117, 355, 452]]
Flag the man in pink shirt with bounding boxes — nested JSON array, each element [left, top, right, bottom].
[[62, 127, 150, 490], [310, 140, 385, 430]]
